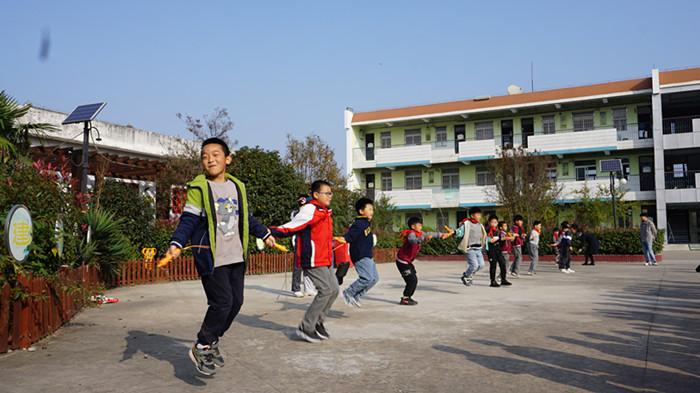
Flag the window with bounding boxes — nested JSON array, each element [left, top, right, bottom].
[[475, 121, 494, 140], [435, 126, 448, 147], [613, 108, 627, 131], [562, 162, 570, 177], [405, 170, 422, 190], [405, 129, 421, 145], [575, 160, 597, 181], [546, 165, 558, 181], [573, 112, 594, 132], [542, 115, 556, 134], [476, 166, 495, 186], [381, 171, 392, 191], [380, 132, 391, 149], [442, 168, 460, 189], [599, 111, 607, 126]]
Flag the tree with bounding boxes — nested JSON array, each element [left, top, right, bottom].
[[487, 146, 561, 226], [176, 107, 237, 147], [228, 146, 307, 226], [0, 90, 56, 160], [285, 134, 344, 186]]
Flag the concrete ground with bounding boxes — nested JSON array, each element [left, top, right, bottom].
[[1, 253, 699, 393]]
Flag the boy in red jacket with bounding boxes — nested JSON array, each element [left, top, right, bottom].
[[396, 217, 452, 305], [270, 180, 337, 343]]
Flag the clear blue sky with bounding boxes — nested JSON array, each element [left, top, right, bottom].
[[2, 1, 699, 169]]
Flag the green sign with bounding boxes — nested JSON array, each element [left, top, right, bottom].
[[4, 205, 33, 262]]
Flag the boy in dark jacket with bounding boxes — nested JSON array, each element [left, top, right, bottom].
[[396, 217, 453, 305], [335, 198, 378, 307], [509, 214, 526, 277], [485, 215, 513, 288], [558, 222, 574, 273], [166, 138, 274, 376], [571, 224, 599, 266], [270, 180, 338, 343]]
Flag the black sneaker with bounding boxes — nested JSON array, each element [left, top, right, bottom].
[[296, 326, 322, 343], [490, 281, 500, 288], [460, 275, 473, 286], [210, 340, 224, 368], [189, 343, 216, 376], [501, 280, 512, 286], [399, 297, 418, 306], [315, 322, 330, 340]]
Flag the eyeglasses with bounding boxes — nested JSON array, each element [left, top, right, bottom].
[[318, 192, 333, 196]]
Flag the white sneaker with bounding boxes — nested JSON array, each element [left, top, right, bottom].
[[560, 269, 570, 274], [305, 290, 318, 297], [644, 262, 650, 266], [526, 272, 533, 276], [567, 268, 575, 273], [510, 272, 519, 277], [293, 291, 304, 298]]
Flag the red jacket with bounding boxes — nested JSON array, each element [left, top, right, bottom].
[[270, 199, 333, 269], [397, 229, 423, 264], [333, 240, 352, 265]]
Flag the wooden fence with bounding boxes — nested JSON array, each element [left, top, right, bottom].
[[1, 248, 398, 353], [0, 265, 100, 353]]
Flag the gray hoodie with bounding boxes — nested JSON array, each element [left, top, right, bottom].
[[640, 219, 657, 244]]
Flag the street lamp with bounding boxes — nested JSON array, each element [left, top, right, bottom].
[[601, 159, 625, 228], [62, 103, 107, 194]]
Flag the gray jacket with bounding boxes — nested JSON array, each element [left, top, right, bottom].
[[640, 220, 657, 244]]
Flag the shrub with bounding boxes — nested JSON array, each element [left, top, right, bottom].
[[79, 208, 134, 282]]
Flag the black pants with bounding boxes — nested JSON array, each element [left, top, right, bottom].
[[489, 252, 507, 282], [559, 253, 571, 269], [396, 261, 417, 298], [335, 262, 351, 285], [197, 262, 245, 346], [584, 252, 595, 265]]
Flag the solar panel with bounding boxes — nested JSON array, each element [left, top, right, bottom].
[[62, 103, 106, 125], [600, 159, 623, 172]]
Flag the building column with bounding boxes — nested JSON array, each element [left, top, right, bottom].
[[344, 107, 361, 190], [651, 69, 667, 241]]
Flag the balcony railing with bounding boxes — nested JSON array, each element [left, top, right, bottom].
[[663, 116, 699, 134], [665, 170, 699, 189]]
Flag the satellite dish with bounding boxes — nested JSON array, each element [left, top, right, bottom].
[[507, 85, 523, 95]]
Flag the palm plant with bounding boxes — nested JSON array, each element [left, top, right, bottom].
[[0, 90, 56, 159], [79, 208, 134, 281]]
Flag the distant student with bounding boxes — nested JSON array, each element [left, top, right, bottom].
[[571, 224, 599, 266], [558, 222, 574, 274], [527, 220, 542, 275], [396, 217, 453, 305], [550, 227, 561, 266], [290, 195, 317, 298], [485, 215, 513, 288], [640, 212, 658, 266], [456, 206, 486, 286], [509, 215, 526, 277], [336, 198, 378, 307]]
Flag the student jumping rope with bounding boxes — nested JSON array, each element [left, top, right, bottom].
[[509, 215, 526, 277], [269, 180, 338, 343], [396, 217, 453, 305], [335, 198, 378, 307], [456, 206, 486, 287], [486, 215, 513, 288], [165, 137, 275, 376], [333, 237, 352, 285], [558, 222, 574, 273]]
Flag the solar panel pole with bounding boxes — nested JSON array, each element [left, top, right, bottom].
[[81, 121, 90, 194], [610, 172, 617, 229]]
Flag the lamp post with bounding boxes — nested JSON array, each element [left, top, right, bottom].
[[609, 170, 628, 228]]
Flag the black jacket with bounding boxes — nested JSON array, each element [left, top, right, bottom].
[[343, 216, 373, 262]]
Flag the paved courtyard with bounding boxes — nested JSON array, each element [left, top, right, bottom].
[[1, 252, 699, 393]]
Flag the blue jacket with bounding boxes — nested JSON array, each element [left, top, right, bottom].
[[170, 174, 270, 276], [343, 216, 373, 262]]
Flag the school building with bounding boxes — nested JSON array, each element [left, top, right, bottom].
[[344, 66, 700, 244]]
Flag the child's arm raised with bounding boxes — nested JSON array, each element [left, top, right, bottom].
[[269, 203, 321, 238]]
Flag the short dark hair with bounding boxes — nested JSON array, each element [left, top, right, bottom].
[[513, 214, 524, 222], [311, 180, 332, 194], [355, 197, 374, 214], [201, 137, 230, 157], [533, 220, 541, 226], [640, 212, 648, 217], [407, 216, 423, 228], [468, 206, 482, 216], [571, 223, 580, 231], [561, 221, 570, 229], [498, 221, 507, 228], [488, 214, 499, 222]]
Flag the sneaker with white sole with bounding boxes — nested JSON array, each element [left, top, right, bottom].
[[296, 327, 322, 343], [293, 291, 304, 298], [315, 322, 330, 340], [189, 343, 216, 376], [210, 340, 224, 368], [560, 269, 570, 274], [567, 268, 575, 273], [342, 289, 359, 308]]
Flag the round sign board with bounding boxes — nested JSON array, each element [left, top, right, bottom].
[[4, 205, 33, 262]]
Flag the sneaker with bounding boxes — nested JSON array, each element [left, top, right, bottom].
[[342, 289, 359, 308], [582, 263, 590, 266], [293, 291, 304, 298], [490, 281, 500, 288], [210, 340, 224, 368], [644, 262, 651, 266], [305, 290, 318, 297], [189, 343, 216, 376], [460, 275, 473, 286], [510, 272, 519, 278], [501, 280, 512, 286], [315, 322, 330, 340], [567, 268, 575, 273], [399, 297, 418, 306], [296, 327, 322, 343], [353, 297, 362, 308], [651, 262, 658, 266], [560, 269, 570, 274], [526, 272, 533, 276]]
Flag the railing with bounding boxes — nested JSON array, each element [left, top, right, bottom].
[[663, 116, 698, 134], [664, 170, 699, 189]]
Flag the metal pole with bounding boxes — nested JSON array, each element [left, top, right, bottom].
[[610, 172, 617, 228], [81, 121, 89, 194]]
